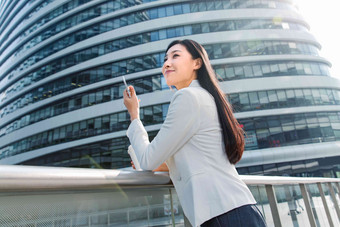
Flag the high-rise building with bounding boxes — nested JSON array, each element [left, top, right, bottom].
[[1, 0, 340, 177]]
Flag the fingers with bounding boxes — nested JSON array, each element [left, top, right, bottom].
[[123, 88, 127, 99], [123, 86, 135, 98], [128, 85, 135, 96], [123, 85, 130, 98], [124, 88, 130, 97], [131, 161, 136, 170]]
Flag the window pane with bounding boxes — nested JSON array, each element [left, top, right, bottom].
[[166, 6, 174, 16]]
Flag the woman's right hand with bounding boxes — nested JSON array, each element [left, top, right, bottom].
[[123, 86, 140, 121]]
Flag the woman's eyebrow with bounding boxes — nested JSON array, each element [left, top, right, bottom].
[[165, 49, 182, 57]]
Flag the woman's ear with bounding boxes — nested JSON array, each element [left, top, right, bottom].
[[194, 58, 202, 70]]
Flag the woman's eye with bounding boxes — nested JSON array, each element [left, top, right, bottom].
[[163, 54, 179, 62]]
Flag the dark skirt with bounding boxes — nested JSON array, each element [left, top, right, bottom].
[[201, 204, 267, 227]]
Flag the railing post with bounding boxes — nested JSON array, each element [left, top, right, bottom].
[[147, 205, 150, 225], [283, 185, 298, 225], [107, 211, 110, 227], [317, 183, 334, 227], [307, 186, 322, 227], [127, 209, 130, 227], [336, 182, 340, 201], [265, 184, 282, 227], [328, 182, 340, 221], [169, 189, 176, 227], [299, 183, 317, 227]]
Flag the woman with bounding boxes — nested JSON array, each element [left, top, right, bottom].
[[123, 39, 266, 227]]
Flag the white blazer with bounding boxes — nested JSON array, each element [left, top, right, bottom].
[[127, 80, 256, 227]]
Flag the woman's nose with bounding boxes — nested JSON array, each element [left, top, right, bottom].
[[163, 59, 170, 68]]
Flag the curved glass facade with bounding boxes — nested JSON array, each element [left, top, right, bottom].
[[1, 18, 310, 102], [3, 18, 309, 97], [2, 74, 337, 139], [0, 41, 321, 117], [0, 0, 295, 83], [1, 0, 340, 178], [2, 108, 340, 161], [0, 0, 84, 55], [230, 87, 340, 112], [237, 156, 340, 177], [12, 111, 340, 176], [1, 0, 295, 68]]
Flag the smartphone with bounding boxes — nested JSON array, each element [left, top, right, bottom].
[[122, 76, 131, 97]]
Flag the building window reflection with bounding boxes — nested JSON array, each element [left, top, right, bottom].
[[237, 156, 340, 178], [16, 136, 340, 178], [2, 17, 310, 103], [230, 87, 339, 112], [4, 0, 295, 71], [0, 60, 332, 135], [19, 131, 159, 169], [240, 112, 340, 150], [0, 103, 168, 159], [1, 39, 324, 119], [2, 110, 340, 161]]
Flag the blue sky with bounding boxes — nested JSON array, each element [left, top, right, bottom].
[[296, 0, 340, 79]]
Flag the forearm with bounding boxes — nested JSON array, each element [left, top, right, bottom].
[[129, 110, 139, 121]]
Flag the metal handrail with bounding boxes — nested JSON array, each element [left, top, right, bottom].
[[0, 165, 170, 191], [1, 164, 340, 191]]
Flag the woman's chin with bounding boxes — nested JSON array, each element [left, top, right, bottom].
[[165, 81, 173, 87]]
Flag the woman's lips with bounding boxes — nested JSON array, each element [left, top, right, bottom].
[[165, 70, 174, 75]]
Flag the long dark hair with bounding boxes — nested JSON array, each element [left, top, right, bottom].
[[165, 39, 245, 164]]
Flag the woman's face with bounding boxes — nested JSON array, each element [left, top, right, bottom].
[[162, 44, 201, 90]]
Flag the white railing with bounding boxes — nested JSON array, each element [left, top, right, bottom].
[[1, 165, 340, 227]]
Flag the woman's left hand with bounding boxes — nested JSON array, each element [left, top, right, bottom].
[[123, 86, 140, 121], [153, 162, 169, 172]]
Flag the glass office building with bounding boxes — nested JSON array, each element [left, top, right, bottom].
[[1, 0, 340, 178]]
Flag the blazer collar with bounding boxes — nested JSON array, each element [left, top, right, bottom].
[[189, 80, 200, 88]]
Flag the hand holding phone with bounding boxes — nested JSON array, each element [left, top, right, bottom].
[[122, 76, 131, 97], [122, 76, 139, 121]]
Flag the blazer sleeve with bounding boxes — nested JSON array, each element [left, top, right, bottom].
[[126, 89, 201, 170]]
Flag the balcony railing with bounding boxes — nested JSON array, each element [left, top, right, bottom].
[[1, 165, 340, 227]]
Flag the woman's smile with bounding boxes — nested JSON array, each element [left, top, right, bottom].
[[164, 70, 175, 76]]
